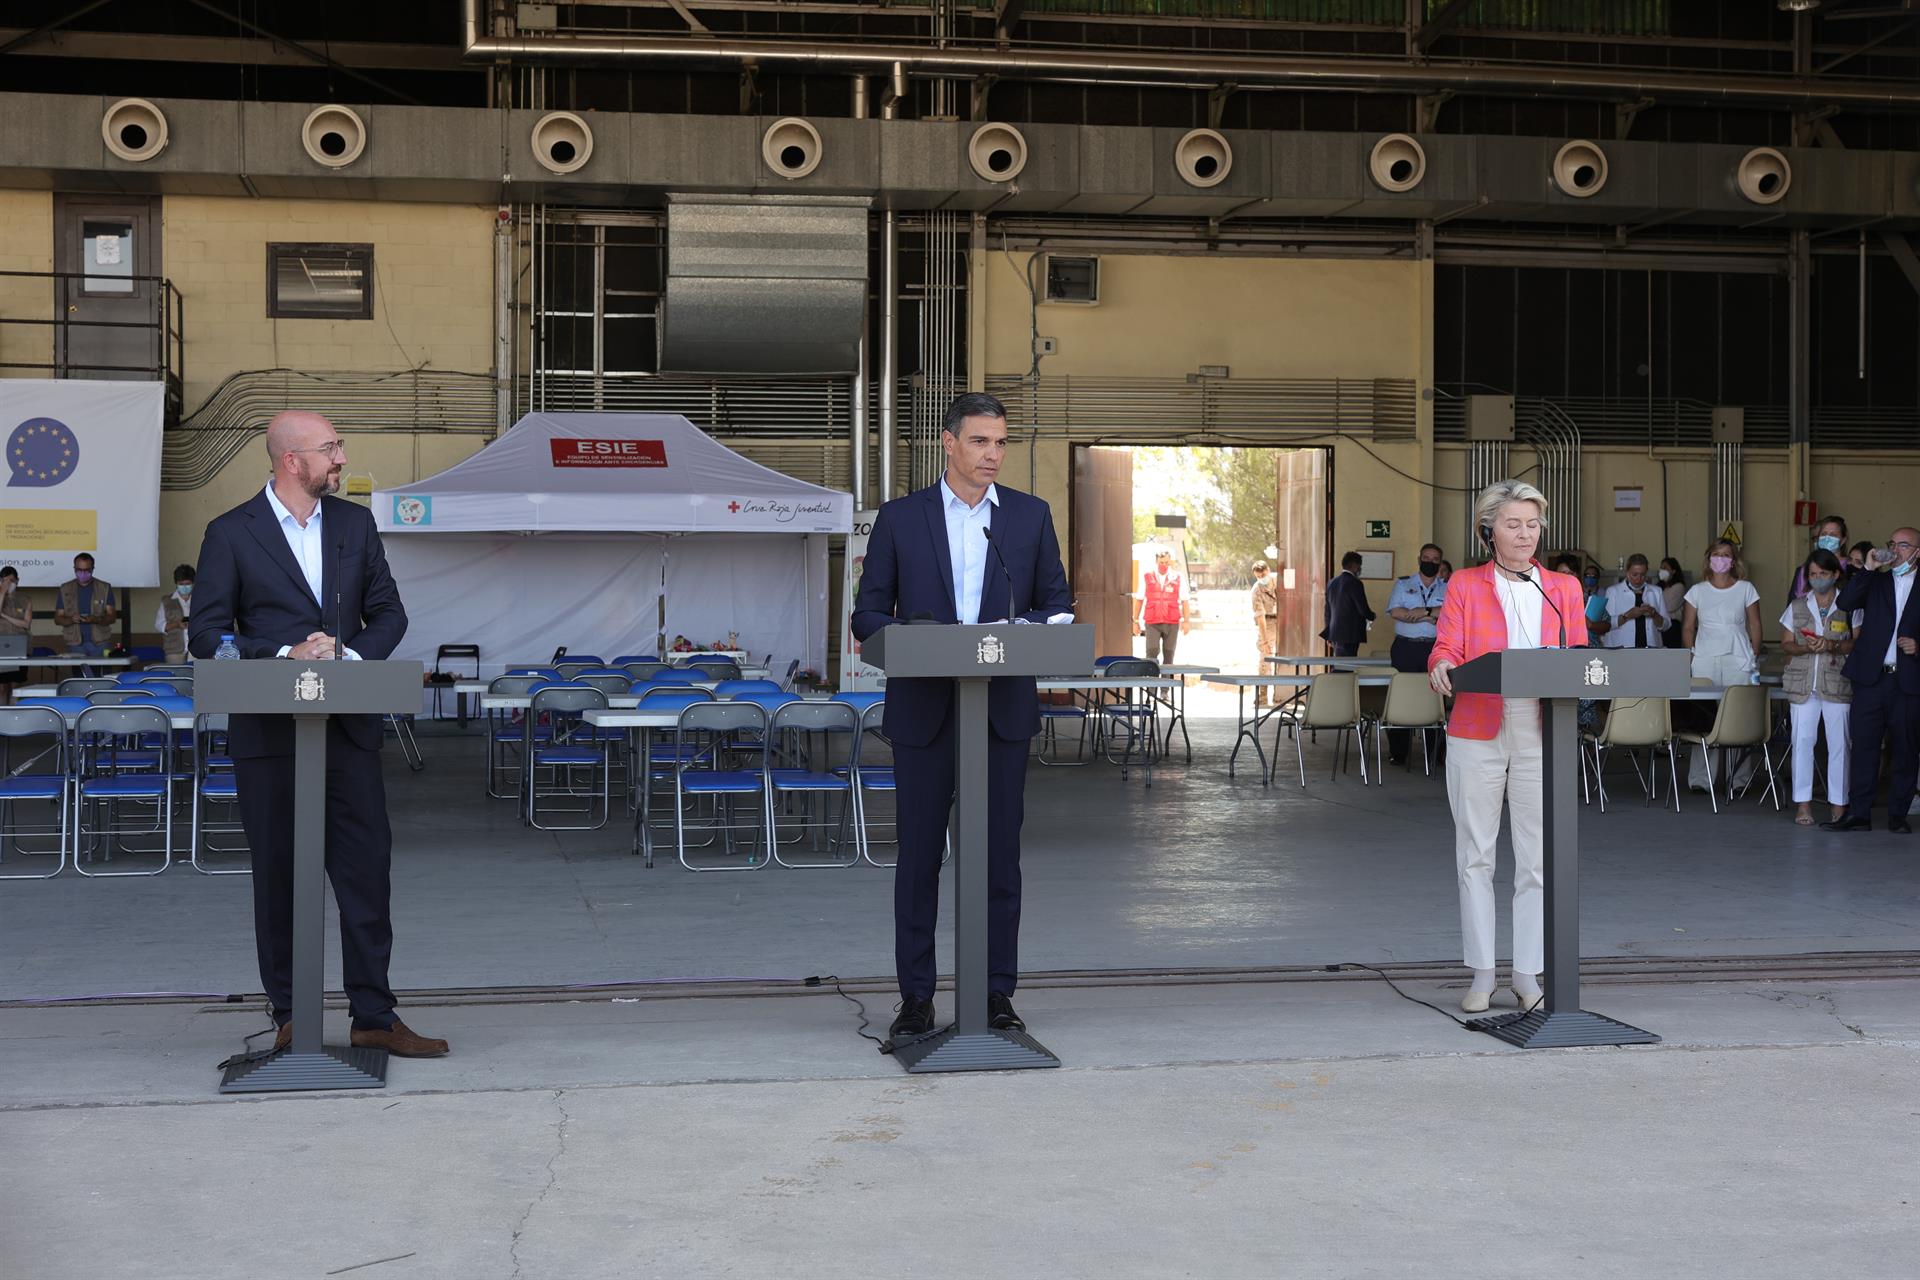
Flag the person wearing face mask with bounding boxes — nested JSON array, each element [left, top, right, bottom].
[[1429, 482, 1587, 1015], [1384, 543, 1446, 765], [1658, 557, 1687, 648], [1682, 540, 1764, 790], [1850, 541, 1873, 574], [1789, 516, 1850, 601], [152, 564, 195, 665], [1780, 549, 1859, 827], [1823, 527, 1920, 835], [1602, 554, 1670, 650], [0, 565, 30, 705], [53, 553, 116, 660]]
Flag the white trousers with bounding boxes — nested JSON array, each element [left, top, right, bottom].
[[1789, 694, 1850, 806], [1445, 698, 1544, 974]]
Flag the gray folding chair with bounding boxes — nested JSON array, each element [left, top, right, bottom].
[[0, 705, 70, 879], [72, 705, 174, 877], [673, 700, 771, 872], [189, 712, 248, 875], [767, 699, 861, 869], [485, 674, 546, 799], [525, 685, 611, 830], [57, 678, 116, 697]]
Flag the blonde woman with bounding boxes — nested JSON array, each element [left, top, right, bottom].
[[1429, 480, 1589, 1014]]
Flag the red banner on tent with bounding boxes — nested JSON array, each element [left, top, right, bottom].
[[549, 438, 668, 468]]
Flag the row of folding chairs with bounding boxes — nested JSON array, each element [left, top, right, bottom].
[[1580, 683, 1781, 815], [0, 699, 242, 880]]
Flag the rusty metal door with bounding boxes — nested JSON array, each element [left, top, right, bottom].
[[1273, 448, 1331, 658], [1070, 445, 1134, 660]]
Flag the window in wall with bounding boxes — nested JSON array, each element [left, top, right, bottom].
[[267, 243, 374, 319], [82, 219, 136, 295]]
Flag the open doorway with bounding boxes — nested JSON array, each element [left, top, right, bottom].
[[1069, 444, 1332, 697]]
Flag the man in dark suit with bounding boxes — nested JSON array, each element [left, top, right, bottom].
[[1322, 550, 1375, 657], [851, 392, 1072, 1040], [189, 411, 447, 1057], [1824, 525, 1920, 835]]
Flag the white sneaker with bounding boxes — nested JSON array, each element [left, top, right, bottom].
[[1460, 989, 1492, 1014]]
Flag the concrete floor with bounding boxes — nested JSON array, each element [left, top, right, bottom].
[[3, 719, 1917, 1002], [5, 717, 1919, 1277]]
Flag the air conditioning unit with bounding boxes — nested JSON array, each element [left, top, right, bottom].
[[1042, 255, 1099, 305]]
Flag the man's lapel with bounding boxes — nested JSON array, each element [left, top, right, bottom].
[[244, 490, 321, 606], [921, 486, 957, 620]]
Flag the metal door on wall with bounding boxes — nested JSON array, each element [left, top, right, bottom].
[[1070, 445, 1134, 660], [53, 194, 161, 380], [1273, 448, 1332, 658]]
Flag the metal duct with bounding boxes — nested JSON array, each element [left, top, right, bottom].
[[911, 209, 964, 490], [457, 0, 1920, 111], [658, 195, 871, 375], [1464, 441, 1511, 561], [1517, 402, 1582, 560]]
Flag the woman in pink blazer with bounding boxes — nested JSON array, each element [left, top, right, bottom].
[[1428, 480, 1589, 1014]]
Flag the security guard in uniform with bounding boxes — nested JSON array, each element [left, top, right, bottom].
[[1250, 561, 1279, 707], [1385, 542, 1446, 765]]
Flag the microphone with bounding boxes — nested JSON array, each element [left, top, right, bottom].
[[1508, 562, 1568, 649], [981, 527, 1016, 623], [332, 539, 345, 661]]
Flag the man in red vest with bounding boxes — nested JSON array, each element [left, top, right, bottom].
[[1133, 548, 1189, 665]]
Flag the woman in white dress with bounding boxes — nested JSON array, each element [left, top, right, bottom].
[[1681, 539, 1764, 788], [1778, 548, 1858, 827]]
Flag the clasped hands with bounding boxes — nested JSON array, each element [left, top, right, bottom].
[[288, 632, 340, 661]]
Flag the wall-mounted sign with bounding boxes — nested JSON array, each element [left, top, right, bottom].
[[1365, 520, 1391, 539], [1613, 486, 1643, 511]]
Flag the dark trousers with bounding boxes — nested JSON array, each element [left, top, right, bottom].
[[233, 724, 397, 1029], [1330, 641, 1359, 657], [892, 725, 1029, 1001], [1846, 676, 1920, 820], [1387, 636, 1436, 762]]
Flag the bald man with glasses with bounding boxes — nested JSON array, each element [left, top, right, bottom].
[[1825, 527, 1920, 835], [190, 411, 446, 1059]]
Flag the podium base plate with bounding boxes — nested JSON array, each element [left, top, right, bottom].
[[1468, 1007, 1660, 1049], [219, 1045, 390, 1093], [891, 1026, 1061, 1074]]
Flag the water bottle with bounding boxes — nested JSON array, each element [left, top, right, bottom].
[[214, 634, 241, 661]]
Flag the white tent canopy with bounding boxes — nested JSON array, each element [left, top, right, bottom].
[[373, 413, 850, 683]]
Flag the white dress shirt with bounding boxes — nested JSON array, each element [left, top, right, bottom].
[[1602, 578, 1670, 649], [940, 476, 998, 626], [263, 483, 359, 659], [1888, 569, 1915, 667]]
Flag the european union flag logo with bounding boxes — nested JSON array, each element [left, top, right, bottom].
[[7, 417, 80, 488]]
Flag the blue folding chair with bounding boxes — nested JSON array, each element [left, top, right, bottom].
[[673, 700, 771, 872], [73, 704, 174, 877], [190, 710, 248, 875], [713, 679, 782, 698], [0, 705, 70, 879], [525, 685, 611, 830], [767, 699, 861, 868], [485, 674, 549, 799]]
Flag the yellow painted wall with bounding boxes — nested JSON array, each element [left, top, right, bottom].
[[980, 249, 1434, 654], [0, 189, 54, 376]]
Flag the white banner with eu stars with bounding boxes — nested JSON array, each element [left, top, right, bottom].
[[2, 379, 163, 587]]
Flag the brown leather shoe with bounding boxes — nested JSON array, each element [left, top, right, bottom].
[[350, 1019, 449, 1058], [273, 1022, 292, 1052]]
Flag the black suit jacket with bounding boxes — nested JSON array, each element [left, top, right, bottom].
[[1320, 570, 1375, 646], [1837, 568, 1920, 694], [188, 490, 408, 758], [850, 482, 1072, 747]]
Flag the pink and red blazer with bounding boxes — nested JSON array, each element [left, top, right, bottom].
[[1428, 560, 1591, 740]]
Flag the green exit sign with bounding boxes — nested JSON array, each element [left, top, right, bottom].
[[1366, 520, 1391, 539]]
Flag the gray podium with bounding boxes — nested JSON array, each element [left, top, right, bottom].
[[862, 622, 1094, 1073], [1451, 646, 1692, 1048], [194, 658, 423, 1093]]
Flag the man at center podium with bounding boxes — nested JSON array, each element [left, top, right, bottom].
[[852, 392, 1072, 1042]]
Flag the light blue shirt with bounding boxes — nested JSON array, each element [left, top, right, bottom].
[[262, 483, 360, 660], [1386, 572, 1446, 640], [940, 475, 998, 626]]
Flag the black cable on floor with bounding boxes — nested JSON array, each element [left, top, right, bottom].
[[215, 1015, 284, 1073], [1330, 963, 1482, 1031], [807, 975, 890, 1052]]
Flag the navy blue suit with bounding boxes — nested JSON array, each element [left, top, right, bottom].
[[189, 491, 410, 1028], [1321, 569, 1374, 656], [1836, 568, 1920, 820], [851, 482, 1071, 1000]]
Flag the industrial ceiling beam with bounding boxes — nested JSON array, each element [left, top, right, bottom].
[[0, 27, 464, 70], [1411, 0, 1475, 55], [183, 0, 425, 106], [0, 0, 116, 59]]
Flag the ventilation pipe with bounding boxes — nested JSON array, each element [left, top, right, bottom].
[[1368, 133, 1426, 192], [530, 111, 594, 174], [879, 211, 899, 501], [1550, 140, 1609, 198], [1172, 128, 1233, 188], [762, 117, 824, 180], [301, 105, 367, 169], [1735, 147, 1792, 205], [851, 79, 870, 508], [968, 123, 1028, 183], [102, 98, 168, 162]]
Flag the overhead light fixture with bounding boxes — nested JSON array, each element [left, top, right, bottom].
[[1777, 0, 1821, 11]]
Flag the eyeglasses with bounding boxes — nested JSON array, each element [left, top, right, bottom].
[[287, 441, 346, 460], [1890, 540, 1917, 552]]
